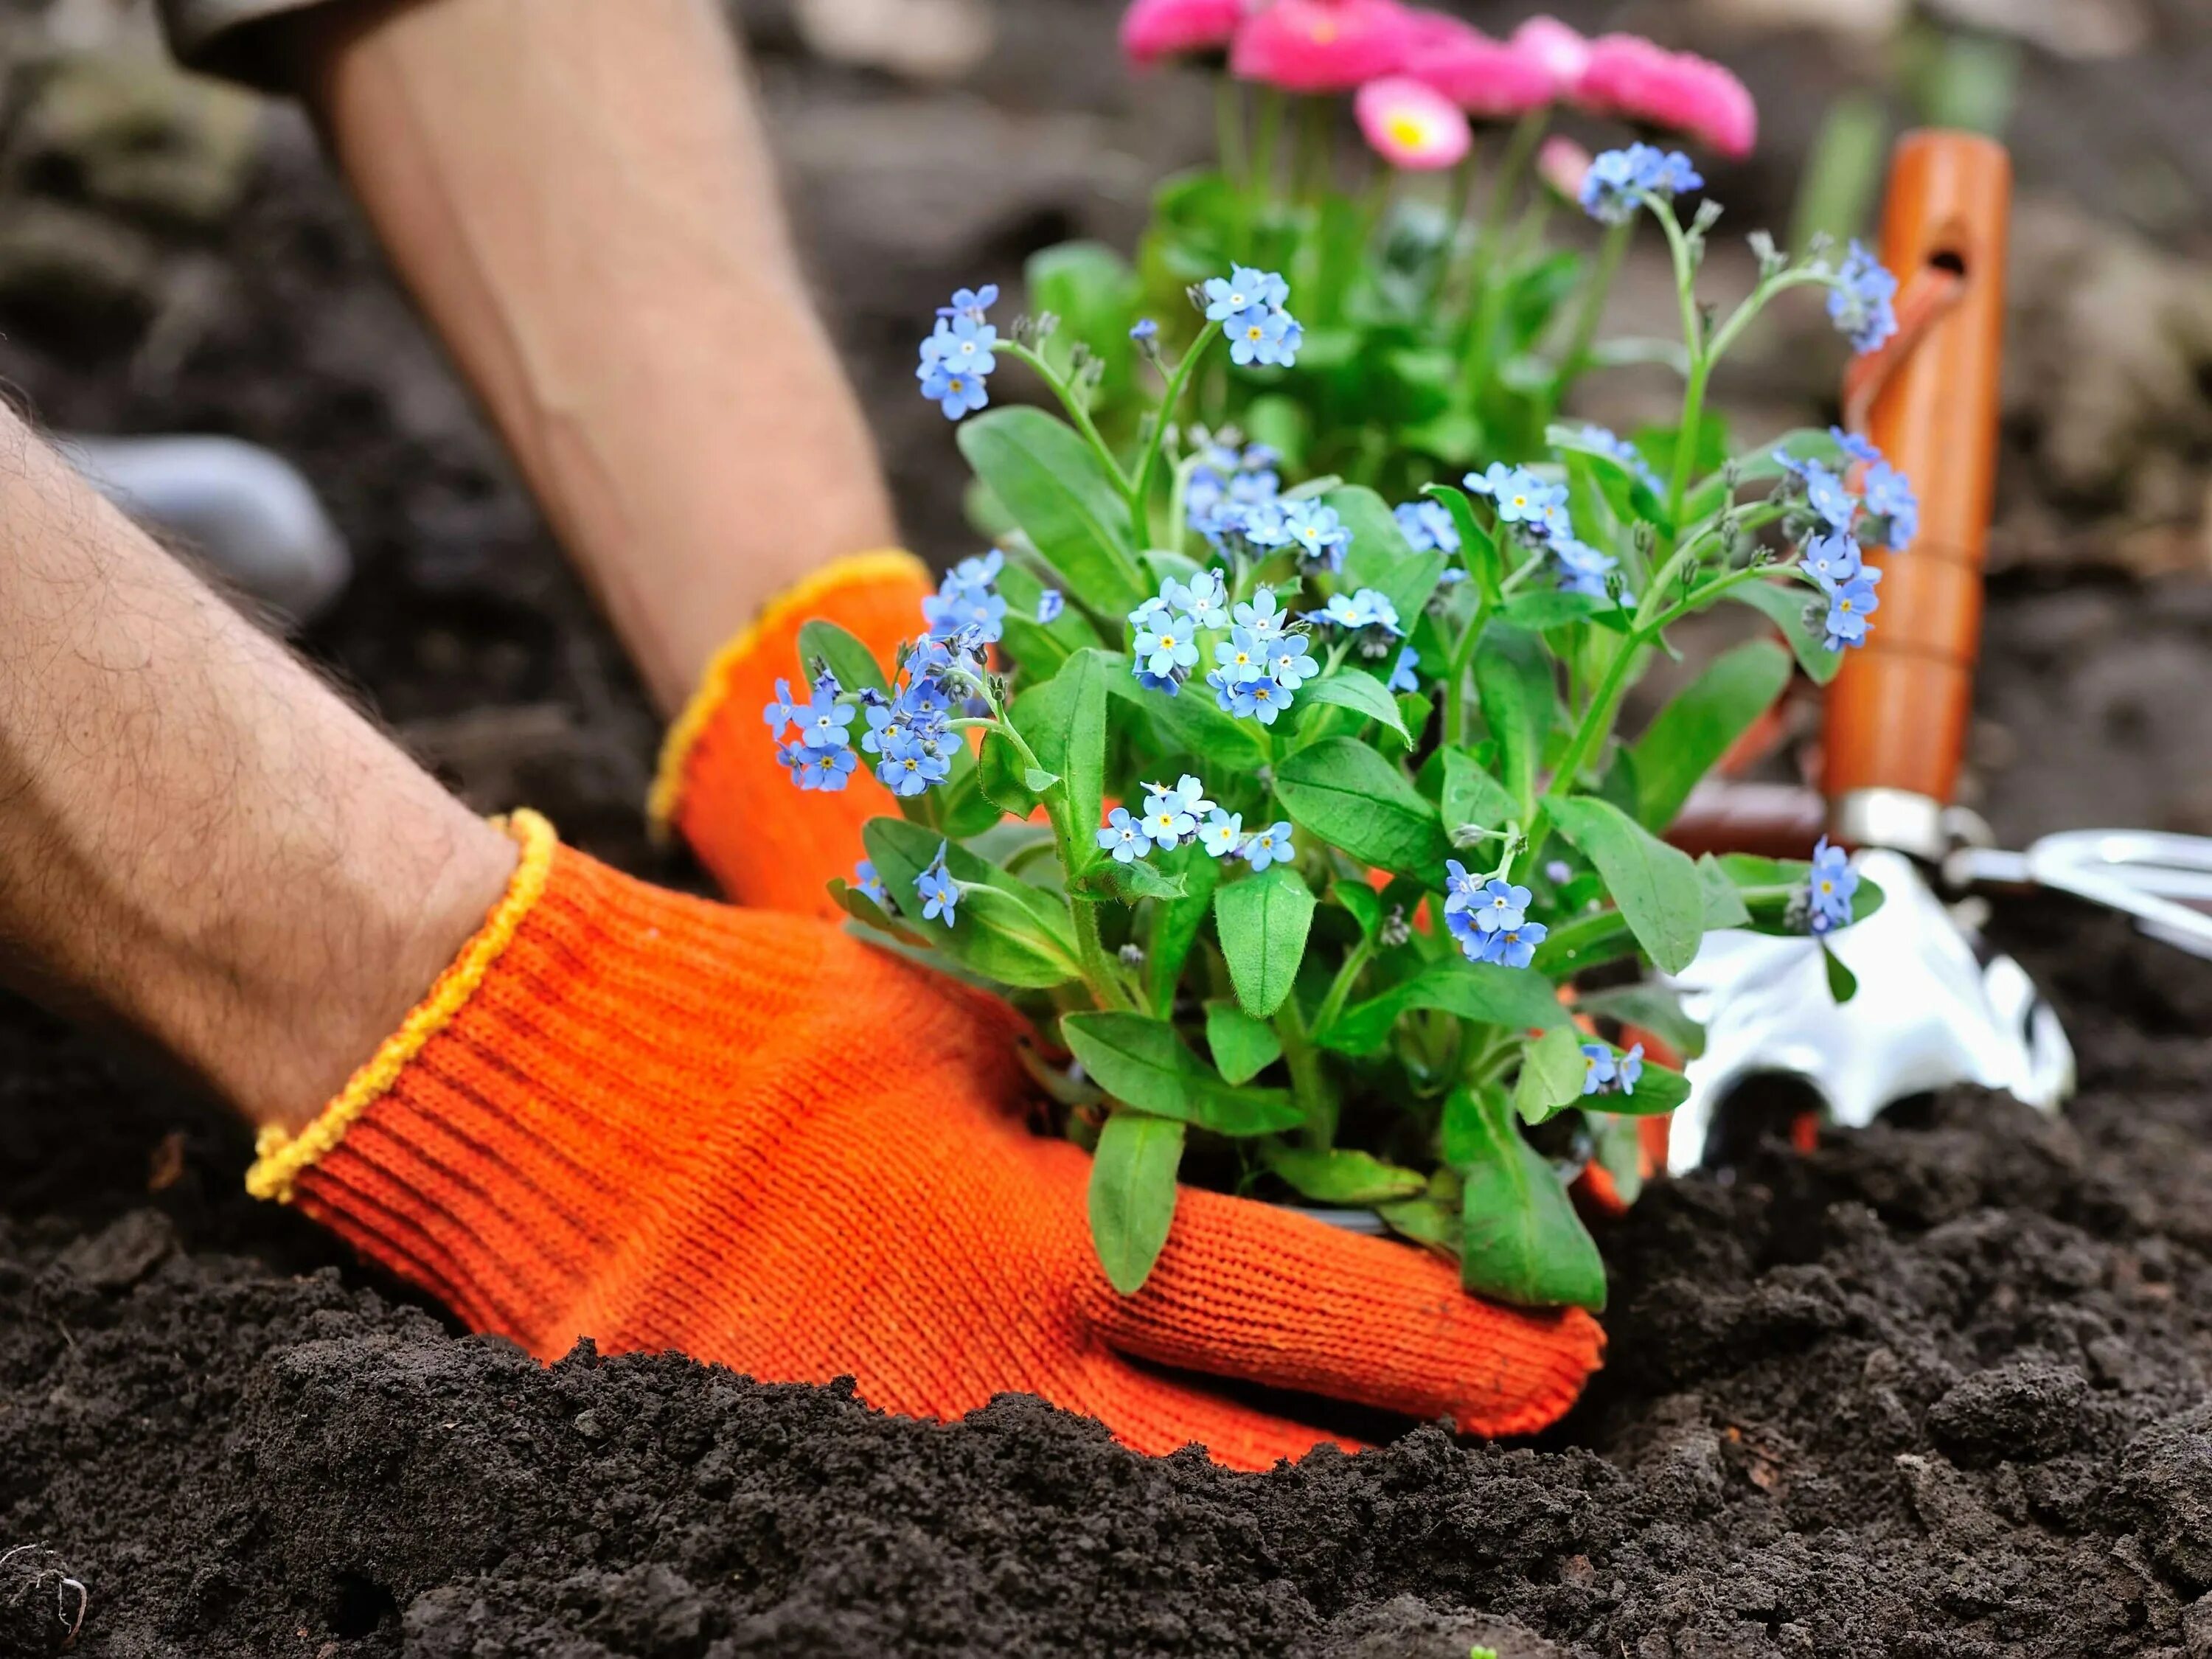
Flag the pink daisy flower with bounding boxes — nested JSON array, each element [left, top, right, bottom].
[[1120, 0, 1247, 68], [1578, 35, 1758, 160], [1229, 0, 1416, 94], [1354, 75, 1473, 170]]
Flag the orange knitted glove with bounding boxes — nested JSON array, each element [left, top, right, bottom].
[[249, 812, 1603, 1470], [649, 550, 932, 920]]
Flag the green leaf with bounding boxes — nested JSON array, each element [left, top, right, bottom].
[[1275, 737, 1450, 877], [1089, 1111, 1184, 1295], [1377, 1196, 1459, 1256], [1573, 983, 1706, 1060], [1144, 843, 1221, 1016], [1026, 240, 1138, 390], [796, 619, 891, 698], [1824, 942, 1859, 1005], [1546, 795, 1707, 974], [1103, 655, 1268, 771], [1083, 856, 1189, 903], [975, 730, 1042, 819], [1332, 484, 1447, 622], [1213, 866, 1317, 1019], [1514, 1024, 1589, 1125], [1060, 1011, 1301, 1135], [1264, 1146, 1425, 1206], [1452, 1085, 1607, 1311], [1630, 639, 1792, 832], [1329, 877, 1382, 941], [1301, 670, 1412, 748], [1421, 483, 1500, 597], [1320, 960, 1568, 1056], [860, 818, 1078, 990], [958, 408, 1144, 616], [1441, 748, 1517, 838], [1498, 589, 1620, 633], [1205, 1001, 1284, 1085], [1012, 648, 1110, 855], [1472, 623, 1553, 808], [1725, 578, 1840, 685], [936, 757, 1012, 838], [1611, 1056, 1691, 1116], [1696, 852, 1753, 930], [1593, 1114, 1646, 1208]]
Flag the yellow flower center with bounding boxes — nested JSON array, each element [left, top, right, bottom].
[[1387, 114, 1430, 149]]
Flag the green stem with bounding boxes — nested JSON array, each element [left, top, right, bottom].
[[1003, 341, 1132, 496], [1252, 87, 1287, 206], [1312, 936, 1375, 1039], [1216, 77, 1248, 191], [1127, 319, 1223, 546], [1433, 146, 1480, 307], [1554, 218, 1633, 397], [1273, 997, 1334, 1149], [1441, 600, 1489, 748]]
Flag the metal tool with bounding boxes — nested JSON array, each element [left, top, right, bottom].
[[1663, 131, 2087, 1172]]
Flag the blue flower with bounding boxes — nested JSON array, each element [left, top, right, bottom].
[[1198, 809, 1244, 858], [919, 364, 990, 420], [1472, 879, 1532, 934], [876, 725, 953, 796], [788, 742, 858, 792], [1387, 645, 1421, 694], [1861, 461, 1919, 552], [798, 684, 857, 751], [1162, 773, 1216, 820], [1829, 426, 1881, 465], [1807, 837, 1858, 933], [1314, 588, 1402, 636], [1135, 609, 1200, 679], [1802, 462, 1857, 535], [1823, 574, 1880, 650], [1097, 807, 1153, 864], [922, 551, 1008, 644], [1167, 568, 1231, 630], [1036, 588, 1065, 624], [1579, 143, 1701, 224], [1226, 305, 1295, 368], [916, 845, 959, 927], [1829, 240, 1899, 353], [937, 285, 998, 321], [1580, 1043, 1618, 1096], [854, 859, 890, 908], [1265, 632, 1318, 690], [1139, 780, 1199, 848], [1618, 1043, 1645, 1093], [1486, 919, 1547, 970], [1203, 266, 1275, 321], [1464, 464, 1563, 526], [1130, 317, 1159, 343], [1554, 537, 1618, 598], [1135, 667, 1183, 697], [1242, 821, 1295, 872], [1442, 859, 1483, 914], [1213, 669, 1290, 724], [1214, 627, 1268, 686], [1394, 498, 1461, 554], [1802, 531, 1863, 591], [1232, 588, 1293, 639], [933, 314, 998, 378], [762, 676, 804, 734], [1280, 501, 1351, 571]]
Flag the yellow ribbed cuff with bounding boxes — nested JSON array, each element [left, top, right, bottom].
[[645, 549, 928, 838], [246, 809, 560, 1203]]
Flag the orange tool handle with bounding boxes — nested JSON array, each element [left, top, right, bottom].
[[1821, 131, 2011, 815]]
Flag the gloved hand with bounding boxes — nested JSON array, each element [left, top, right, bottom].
[[650, 549, 933, 919], [251, 812, 1603, 1469]]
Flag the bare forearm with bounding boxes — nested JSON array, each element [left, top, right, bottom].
[[288, 0, 897, 711], [0, 410, 514, 1130]]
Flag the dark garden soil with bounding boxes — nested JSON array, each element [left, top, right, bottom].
[[7, 1, 2212, 1654]]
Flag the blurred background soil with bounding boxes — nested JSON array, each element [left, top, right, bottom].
[[1, 0, 2212, 1652]]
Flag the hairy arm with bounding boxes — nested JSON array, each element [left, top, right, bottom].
[[277, 0, 899, 712], [0, 408, 516, 1130]]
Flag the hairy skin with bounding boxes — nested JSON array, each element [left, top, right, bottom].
[[275, 0, 900, 714], [0, 410, 516, 1133]]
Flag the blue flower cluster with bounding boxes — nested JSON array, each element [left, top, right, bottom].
[[1393, 498, 1460, 554], [1124, 574, 1320, 728], [1092, 776, 1295, 873], [1573, 424, 1665, 495], [1443, 863, 1549, 970], [1828, 242, 1899, 354], [1579, 144, 1703, 226], [1203, 265, 1303, 369], [917, 285, 999, 420], [764, 670, 860, 791], [1776, 436, 1922, 651], [1582, 1041, 1646, 1096], [1185, 441, 1352, 574], [1465, 462, 1618, 599], [1805, 836, 1858, 936], [922, 551, 1008, 645], [1308, 587, 1402, 659], [917, 841, 959, 927]]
